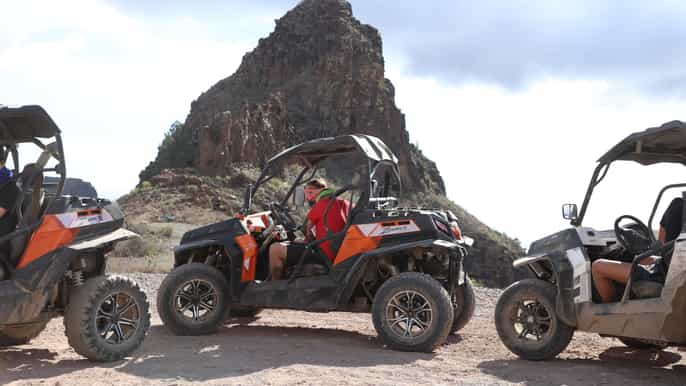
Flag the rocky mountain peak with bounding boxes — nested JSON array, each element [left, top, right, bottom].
[[140, 0, 445, 195], [135, 0, 525, 287]]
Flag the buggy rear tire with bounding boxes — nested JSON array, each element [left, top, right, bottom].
[[450, 277, 475, 334], [495, 279, 573, 361], [617, 337, 667, 350], [157, 263, 230, 335], [372, 272, 453, 353], [0, 320, 49, 347], [64, 275, 150, 362]]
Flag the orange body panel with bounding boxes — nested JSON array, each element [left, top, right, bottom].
[[333, 225, 381, 265], [16, 215, 78, 269], [236, 233, 258, 282]]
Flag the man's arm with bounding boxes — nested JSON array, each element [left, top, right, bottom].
[[659, 226, 667, 243], [305, 221, 315, 242]]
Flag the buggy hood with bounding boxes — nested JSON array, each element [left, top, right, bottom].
[[598, 120, 686, 166]]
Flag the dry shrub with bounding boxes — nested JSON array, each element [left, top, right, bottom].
[[112, 237, 162, 258], [159, 226, 174, 238]]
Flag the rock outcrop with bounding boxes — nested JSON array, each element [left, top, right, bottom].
[[140, 0, 443, 195], [137, 0, 525, 287]]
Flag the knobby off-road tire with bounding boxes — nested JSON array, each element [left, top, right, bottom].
[[617, 337, 668, 350], [372, 272, 454, 353], [495, 279, 574, 361], [0, 320, 49, 347], [157, 263, 230, 335], [64, 275, 150, 362], [450, 277, 475, 334]]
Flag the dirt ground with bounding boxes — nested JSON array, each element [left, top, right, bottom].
[[2, 273, 686, 385]]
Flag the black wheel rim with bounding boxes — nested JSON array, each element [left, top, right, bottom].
[[174, 279, 218, 322], [96, 293, 140, 345], [513, 299, 553, 341], [386, 290, 433, 338]]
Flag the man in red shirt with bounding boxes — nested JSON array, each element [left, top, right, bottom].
[[268, 179, 350, 280]]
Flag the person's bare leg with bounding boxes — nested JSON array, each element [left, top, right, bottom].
[[592, 259, 632, 302], [269, 242, 288, 280]]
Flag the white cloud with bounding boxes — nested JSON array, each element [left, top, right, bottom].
[[2, 0, 683, 249], [0, 0, 257, 199], [389, 64, 685, 245]]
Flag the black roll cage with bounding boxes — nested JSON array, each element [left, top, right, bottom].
[[242, 135, 401, 213], [0, 105, 67, 198], [238, 135, 403, 280]]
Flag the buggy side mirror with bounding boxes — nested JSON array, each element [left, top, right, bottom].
[[562, 203, 578, 221], [293, 186, 305, 208]]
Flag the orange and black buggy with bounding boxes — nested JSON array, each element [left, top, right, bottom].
[[157, 135, 474, 352], [0, 105, 150, 361]]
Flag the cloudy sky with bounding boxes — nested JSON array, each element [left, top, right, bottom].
[[2, 0, 685, 246]]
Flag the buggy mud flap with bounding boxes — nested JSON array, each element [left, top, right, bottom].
[[0, 283, 50, 325], [0, 248, 76, 324], [67, 228, 138, 251]]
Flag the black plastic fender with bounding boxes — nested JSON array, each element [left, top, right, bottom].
[[335, 239, 465, 309], [173, 239, 223, 267], [173, 238, 244, 302], [514, 252, 577, 327]]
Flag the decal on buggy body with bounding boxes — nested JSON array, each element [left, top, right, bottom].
[[236, 234, 258, 282], [567, 247, 591, 303], [357, 220, 420, 237], [56, 210, 113, 228]]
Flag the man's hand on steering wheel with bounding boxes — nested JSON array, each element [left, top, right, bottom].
[[269, 202, 297, 231]]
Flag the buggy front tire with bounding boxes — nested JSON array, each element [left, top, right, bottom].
[[0, 320, 48, 347], [64, 275, 150, 362], [372, 272, 453, 353], [495, 279, 573, 361], [157, 263, 230, 335], [450, 277, 475, 334]]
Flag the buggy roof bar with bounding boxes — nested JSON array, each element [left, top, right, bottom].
[[0, 105, 61, 142], [574, 120, 686, 226], [246, 134, 401, 213], [598, 120, 686, 166], [0, 105, 66, 198], [266, 134, 399, 166]]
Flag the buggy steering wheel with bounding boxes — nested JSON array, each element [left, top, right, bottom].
[[614, 215, 655, 255], [269, 202, 297, 231]]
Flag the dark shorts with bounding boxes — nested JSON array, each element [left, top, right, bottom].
[[285, 243, 328, 267]]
